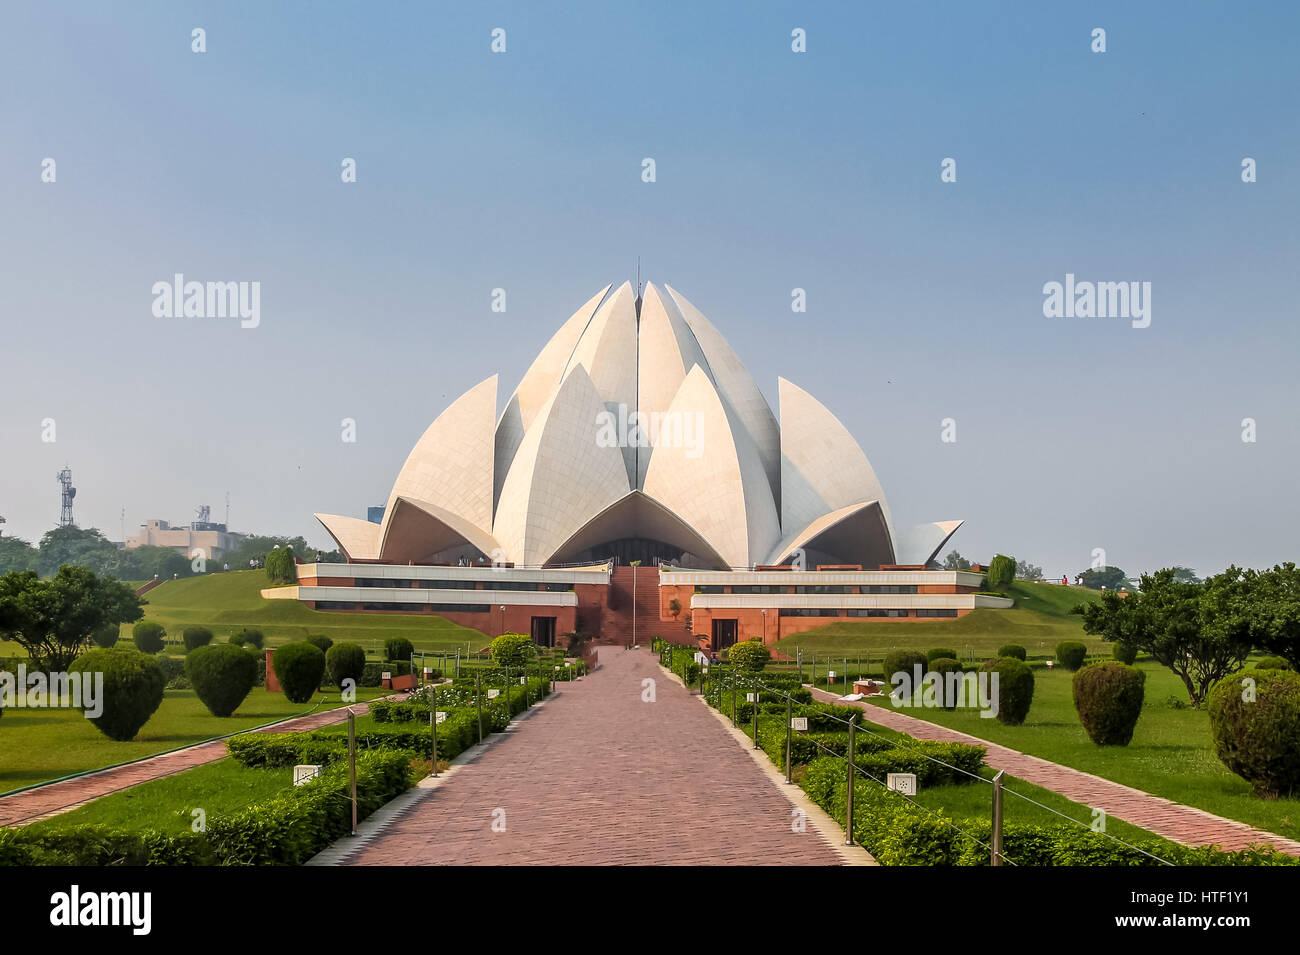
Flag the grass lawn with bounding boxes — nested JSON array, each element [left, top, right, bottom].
[[0, 684, 386, 793], [120, 570, 490, 653], [851, 661, 1300, 843], [20, 758, 291, 834], [773, 580, 1105, 662]]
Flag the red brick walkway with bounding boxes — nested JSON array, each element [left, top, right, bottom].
[[0, 698, 388, 828], [340, 649, 844, 865], [809, 687, 1300, 856]]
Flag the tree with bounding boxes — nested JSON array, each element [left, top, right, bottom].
[[668, 597, 681, 620], [0, 536, 38, 574], [1078, 566, 1128, 590], [35, 526, 122, 578], [222, 535, 314, 571], [1075, 568, 1251, 705], [120, 545, 192, 581], [1215, 563, 1300, 671], [0, 566, 144, 671], [1015, 559, 1044, 581], [942, 551, 972, 571], [1170, 566, 1202, 585], [986, 554, 1016, 592], [264, 546, 297, 585]]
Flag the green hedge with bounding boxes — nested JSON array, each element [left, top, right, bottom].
[[800, 758, 1297, 867], [206, 750, 411, 865], [0, 750, 412, 866]]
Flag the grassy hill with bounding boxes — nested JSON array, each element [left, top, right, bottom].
[[125, 570, 489, 654], [773, 580, 1105, 661]]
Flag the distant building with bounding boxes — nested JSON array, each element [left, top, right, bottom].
[[366, 506, 385, 524], [126, 519, 243, 559]]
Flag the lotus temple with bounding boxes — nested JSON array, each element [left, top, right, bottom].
[[266, 282, 1007, 649]]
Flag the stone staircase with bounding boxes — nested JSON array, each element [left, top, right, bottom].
[[599, 565, 661, 645]]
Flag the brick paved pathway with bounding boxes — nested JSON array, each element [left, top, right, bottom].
[[0, 698, 389, 828], [809, 687, 1300, 856], [340, 649, 845, 865]]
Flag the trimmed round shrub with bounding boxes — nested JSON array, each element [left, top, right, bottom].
[[91, 624, 120, 649], [882, 650, 926, 683], [182, 626, 214, 652], [1207, 669, 1300, 798], [980, 657, 1035, 725], [68, 648, 165, 741], [230, 628, 264, 649], [728, 640, 771, 672], [384, 637, 414, 662], [997, 643, 1027, 661], [306, 634, 333, 655], [326, 642, 367, 687], [926, 647, 958, 665], [132, 621, 166, 654], [1255, 656, 1293, 671], [1112, 641, 1138, 665], [157, 654, 189, 689], [683, 661, 702, 684], [928, 657, 965, 710], [1072, 662, 1146, 746], [271, 643, 326, 703], [489, 633, 534, 668], [1055, 641, 1087, 671], [185, 643, 257, 717]]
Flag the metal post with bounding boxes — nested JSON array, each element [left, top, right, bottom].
[[845, 714, 857, 845], [475, 670, 483, 743], [752, 680, 759, 749], [503, 666, 510, 725], [991, 770, 1005, 866], [430, 686, 439, 777], [697, 665, 704, 696], [785, 695, 793, 783], [731, 674, 737, 724], [348, 708, 358, 836]]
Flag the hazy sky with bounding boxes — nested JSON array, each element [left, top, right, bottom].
[[1, 1, 1296, 581]]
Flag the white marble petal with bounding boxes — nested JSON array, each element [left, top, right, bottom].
[[643, 364, 781, 568], [492, 363, 632, 565], [314, 513, 380, 561], [778, 376, 894, 544]]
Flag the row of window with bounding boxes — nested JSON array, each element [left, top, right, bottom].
[[317, 600, 499, 613], [353, 578, 570, 592], [775, 607, 957, 618], [699, 584, 920, 595]]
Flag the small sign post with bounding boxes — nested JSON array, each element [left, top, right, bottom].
[[887, 772, 918, 796]]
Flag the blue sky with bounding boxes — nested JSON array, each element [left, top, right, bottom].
[[1, 1, 1296, 580]]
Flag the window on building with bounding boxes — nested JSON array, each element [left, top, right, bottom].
[[916, 608, 958, 618]]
